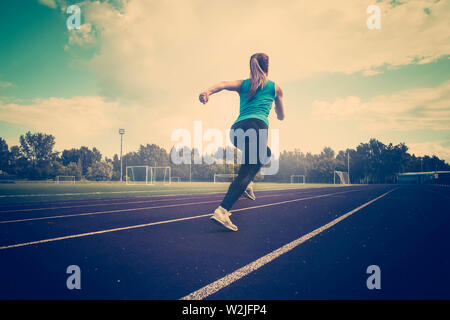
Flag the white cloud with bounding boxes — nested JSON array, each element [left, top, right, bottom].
[[408, 140, 450, 163], [0, 96, 121, 154], [38, 0, 69, 10], [62, 0, 450, 123], [0, 94, 240, 157], [311, 81, 450, 131], [65, 23, 97, 49], [66, 0, 450, 103], [38, 0, 57, 9]]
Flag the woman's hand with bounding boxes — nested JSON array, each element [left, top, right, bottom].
[[199, 91, 210, 104]]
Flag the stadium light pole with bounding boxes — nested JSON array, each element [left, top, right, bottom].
[[119, 128, 125, 182], [190, 149, 192, 183]]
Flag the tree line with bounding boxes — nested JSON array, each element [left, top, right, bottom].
[[0, 131, 449, 183]]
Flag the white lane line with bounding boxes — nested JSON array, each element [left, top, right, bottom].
[[0, 189, 362, 250], [0, 194, 227, 214], [0, 214, 213, 250], [0, 187, 319, 214], [0, 188, 223, 198], [228, 189, 360, 214], [0, 190, 228, 205], [180, 188, 398, 300], [0, 185, 323, 198], [0, 191, 310, 224], [0, 199, 221, 224]]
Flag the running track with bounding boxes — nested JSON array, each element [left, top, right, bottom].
[[0, 184, 449, 299]]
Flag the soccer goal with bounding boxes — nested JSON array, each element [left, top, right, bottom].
[[171, 176, 181, 183], [151, 166, 172, 184], [290, 175, 305, 184], [55, 176, 75, 184], [214, 173, 237, 183], [334, 171, 350, 185], [126, 166, 172, 184], [126, 166, 153, 185]]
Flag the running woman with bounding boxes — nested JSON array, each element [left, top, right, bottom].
[[199, 53, 285, 231]]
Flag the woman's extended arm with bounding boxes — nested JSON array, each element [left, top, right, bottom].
[[274, 84, 285, 120], [199, 80, 243, 104]]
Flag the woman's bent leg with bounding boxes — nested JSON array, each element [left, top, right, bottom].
[[220, 163, 261, 211], [219, 118, 270, 211]]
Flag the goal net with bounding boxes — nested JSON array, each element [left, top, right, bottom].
[[126, 166, 171, 184], [151, 166, 171, 184], [55, 176, 75, 184], [290, 175, 305, 184], [214, 173, 237, 183], [171, 176, 181, 183], [126, 166, 152, 185], [334, 171, 350, 185]]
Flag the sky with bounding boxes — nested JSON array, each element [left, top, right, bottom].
[[0, 0, 449, 162]]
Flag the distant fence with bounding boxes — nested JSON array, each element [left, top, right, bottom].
[[397, 171, 450, 185]]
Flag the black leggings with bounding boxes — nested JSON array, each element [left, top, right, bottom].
[[220, 118, 271, 210]]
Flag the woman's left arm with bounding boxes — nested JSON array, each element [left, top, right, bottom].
[[199, 80, 243, 104]]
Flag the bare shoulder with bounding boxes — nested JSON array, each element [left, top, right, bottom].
[[224, 79, 244, 92], [232, 79, 244, 87]]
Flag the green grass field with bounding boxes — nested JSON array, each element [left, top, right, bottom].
[[0, 182, 346, 204]]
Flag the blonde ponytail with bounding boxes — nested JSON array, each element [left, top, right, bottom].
[[248, 53, 269, 99]]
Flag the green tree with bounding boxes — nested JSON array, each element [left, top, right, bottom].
[[19, 131, 58, 179], [121, 144, 170, 179], [137, 144, 169, 167], [0, 138, 10, 172], [61, 146, 102, 176], [86, 161, 113, 181], [55, 162, 82, 180], [8, 145, 25, 177], [106, 155, 121, 181]]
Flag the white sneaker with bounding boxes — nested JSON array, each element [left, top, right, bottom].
[[243, 181, 256, 200], [210, 206, 238, 231]]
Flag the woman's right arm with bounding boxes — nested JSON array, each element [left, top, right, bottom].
[[274, 84, 285, 120], [199, 80, 243, 104]]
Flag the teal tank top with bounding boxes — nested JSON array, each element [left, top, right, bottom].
[[234, 79, 275, 126]]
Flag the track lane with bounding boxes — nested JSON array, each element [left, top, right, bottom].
[[0, 187, 366, 248], [208, 185, 450, 299], [182, 188, 397, 300], [0, 185, 393, 299], [0, 188, 330, 221], [0, 185, 356, 211]]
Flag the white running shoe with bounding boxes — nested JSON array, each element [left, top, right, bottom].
[[210, 206, 238, 231], [243, 181, 256, 200]]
